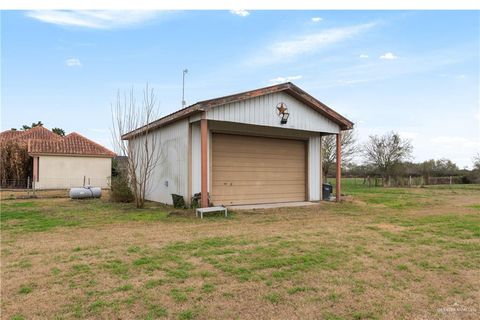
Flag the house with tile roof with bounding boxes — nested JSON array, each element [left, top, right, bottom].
[[0, 126, 115, 189]]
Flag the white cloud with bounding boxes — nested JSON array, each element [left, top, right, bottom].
[[250, 22, 376, 65], [26, 10, 161, 29], [359, 54, 369, 58], [311, 17, 323, 22], [230, 10, 250, 17], [380, 52, 398, 60], [65, 58, 81, 67], [268, 75, 302, 85]]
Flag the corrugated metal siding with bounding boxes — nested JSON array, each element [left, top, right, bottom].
[[308, 135, 322, 201], [191, 122, 201, 195], [129, 119, 189, 204], [207, 91, 340, 133]]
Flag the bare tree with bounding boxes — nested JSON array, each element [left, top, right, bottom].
[[322, 129, 357, 178], [362, 131, 413, 185], [473, 153, 480, 171], [111, 85, 161, 208]]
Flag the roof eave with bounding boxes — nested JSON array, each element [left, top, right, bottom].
[[121, 82, 354, 138], [28, 152, 116, 158], [121, 107, 204, 140]]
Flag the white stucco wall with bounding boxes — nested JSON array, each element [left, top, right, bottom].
[[129, 119, 189, 205], [36, 155, 112, 189]]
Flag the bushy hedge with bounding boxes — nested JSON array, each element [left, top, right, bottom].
[[110, 175, 134, 203]]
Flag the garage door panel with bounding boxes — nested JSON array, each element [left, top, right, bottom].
[[212, 194, 307, 203], [211, 133, 307, 206], [212, 185, 305, 196], [213, 158, 305, 168], [213, 154, 305, 162], [213, 145, 305, 155], [212, 166, 305, 173], [213, 171, 305, 181], [213, 180, 305, 187]]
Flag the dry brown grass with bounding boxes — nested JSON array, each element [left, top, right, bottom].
[[1, 185, 479, 319]]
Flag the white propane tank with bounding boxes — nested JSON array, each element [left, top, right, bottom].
[[69, 186, 102, 199]]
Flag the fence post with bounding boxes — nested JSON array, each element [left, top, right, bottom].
[[449, 176, 452, 185]]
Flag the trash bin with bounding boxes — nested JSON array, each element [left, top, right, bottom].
[[322, 183, 333, 201]]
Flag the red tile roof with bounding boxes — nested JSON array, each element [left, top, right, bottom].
[[0, 126, 62, 142], [0, 129, 26, 141], [0, 126, 115, 157]]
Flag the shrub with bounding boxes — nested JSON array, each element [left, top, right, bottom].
[[110, 175, 134, 203]]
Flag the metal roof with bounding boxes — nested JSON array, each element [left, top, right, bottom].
[[122, 82, 354, 140]]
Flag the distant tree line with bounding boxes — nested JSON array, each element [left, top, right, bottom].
[[10, 121, 66, 136], [323, 131, 480, 185]]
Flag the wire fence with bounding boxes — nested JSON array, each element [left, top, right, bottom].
[[1, 177, 111, 190], [326, 176, 466, 187]]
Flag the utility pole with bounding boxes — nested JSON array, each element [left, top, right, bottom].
[[182, 69, 188, 108]]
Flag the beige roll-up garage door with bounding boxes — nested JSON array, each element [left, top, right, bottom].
[[211, 133, 306, 206]]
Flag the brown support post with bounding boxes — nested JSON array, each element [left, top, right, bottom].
[[200, 118, 209, 208], [336, 133, 341, 202]]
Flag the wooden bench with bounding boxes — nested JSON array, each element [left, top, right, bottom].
[[195, 206, 228, 219]]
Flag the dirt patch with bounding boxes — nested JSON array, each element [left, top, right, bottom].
[[374, 223, 407, 232]]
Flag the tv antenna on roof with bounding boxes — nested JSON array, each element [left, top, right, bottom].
[[182, 69, 188, 108]]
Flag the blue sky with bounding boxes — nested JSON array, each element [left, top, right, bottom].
[[1, 10, 479, 167]]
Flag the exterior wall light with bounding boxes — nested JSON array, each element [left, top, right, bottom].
[[280, 112, 289, 124], [276, 102, 289, 125]]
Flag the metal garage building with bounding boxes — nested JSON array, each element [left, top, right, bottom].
[[122, 82, 353, 207]]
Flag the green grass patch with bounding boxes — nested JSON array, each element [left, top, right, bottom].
[[1, 200, 172, 233], [177, 309, 195, 320], [18, 284, 34, 294], [146, 304, 168, 319], [115, 284, 133, 292], [264, 292, 282, 304], [1, 201, 79, 232], [201, 283, 215, 293], [145, 278, 165, 289], [71, 264, 91, 274], [103, 259, 130, 278], [287, 286, 310, 295], [170, 288, 189, 303], [396, 264, 409, 271]]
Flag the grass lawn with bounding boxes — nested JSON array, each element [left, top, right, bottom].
[[1, 184, 479, 319]]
